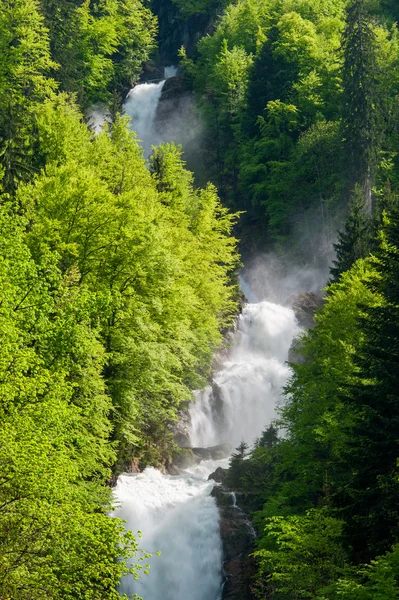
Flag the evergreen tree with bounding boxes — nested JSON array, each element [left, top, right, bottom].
[[341, 0, 381, 214], [330, 185, 373, 281], [227, 440, 249, 488]]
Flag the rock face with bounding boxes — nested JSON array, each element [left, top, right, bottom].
[[292, 292, 324, 329], [170, 443, 232, 471], [208, 466, 229, 484], [155, 76, 192, 132], [170, 409, 191, 447], [151, 0, 214, 64], [208, 471, 256, 600], [289, 292, 324, 364], [192, 443, 232, 461]]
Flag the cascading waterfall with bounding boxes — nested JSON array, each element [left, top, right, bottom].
[[189, 300, 300, 449], [124, 81, 166, 156], [114, 282, 300, 598], [123, 65, 178, 156], [114, 466, 223, 599], [113, 66, 302, 599]]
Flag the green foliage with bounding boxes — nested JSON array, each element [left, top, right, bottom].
[[0, 204, 145, 598], [325, 545, 399, 600], [0, 0, 57, 194], [171, 0, 228, 18], [330, 184, 374, 281], [186, 0, 399, 257], [18, 99, 239, 467], [341, 0, 381, 213], [253, 509, 346, 599], [0, 1, 242, 592], [39, 0, 157, 107]]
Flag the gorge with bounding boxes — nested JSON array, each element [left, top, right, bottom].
[[114, 73, 311, 595]]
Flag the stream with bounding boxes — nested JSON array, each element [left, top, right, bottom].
[[112, 69, 302, 599]]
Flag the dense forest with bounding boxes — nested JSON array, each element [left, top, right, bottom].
[[173, 0, 399, 596], [1, 0, 399, 597], [0, 0, 240, 596]]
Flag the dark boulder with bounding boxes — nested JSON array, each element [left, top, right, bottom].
[[211, 484, 236, 507], [292, 292, 324, 329], [208, 466, 229, 484], [192, 443, 232, 461]]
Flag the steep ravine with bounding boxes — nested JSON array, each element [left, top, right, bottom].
[[115, 71, 324, 599]]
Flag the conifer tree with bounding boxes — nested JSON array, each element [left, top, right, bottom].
[[330, 185, 373, 281], [227, 440, 249, 488], [341, 0, 380, 214]]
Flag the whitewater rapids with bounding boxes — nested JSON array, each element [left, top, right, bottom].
[[114, 295, 300, 598]]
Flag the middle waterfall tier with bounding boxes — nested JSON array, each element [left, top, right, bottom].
[[189, 300, 301, 449]]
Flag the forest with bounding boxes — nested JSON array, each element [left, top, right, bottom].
[[0, 0, 399, 597], [180, 0, 399, 596]]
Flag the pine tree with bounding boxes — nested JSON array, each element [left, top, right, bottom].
[[330, 185, 373, 281], [341, 0, 381, 214], [228, 440, 249, 488]]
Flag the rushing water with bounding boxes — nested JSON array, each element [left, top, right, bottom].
[[114, 71, 302, 599], [114, 465, 223, 599], [114, 290, 300, 598], [190, 301, 300, 449], [124, 81, 166, 156], [123, 65, 178, 156]]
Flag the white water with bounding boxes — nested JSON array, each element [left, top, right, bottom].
[[124, 65, 178, 156], [114, 289, 300, 598], [190, 300, 300, 449], [124, 81, 166, 156], [114, 465, 223, 599]]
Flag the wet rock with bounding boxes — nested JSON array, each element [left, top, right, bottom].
[[192, 443, 232, 461], [292, 292, 324, 329], [288, 292, 324, 364], [156, 76, 191, 126], [171, 447, 201, 470], [211, 484, 236, 507], [212, 482, 256, 600], [171, 409, 191, 447], [208, 466, 229, 484]]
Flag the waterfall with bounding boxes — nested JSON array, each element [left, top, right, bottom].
[[123, 65, 178, 156], [114, 65, 303, 600], [124, 81, 166, 156], [189, 300, 300, 449], [114, 281, 300, 598], [114, 465, 223, 599]]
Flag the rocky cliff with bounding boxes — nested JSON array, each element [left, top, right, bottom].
[[151, 0, 214, 64], [209, 470, 257, 600]]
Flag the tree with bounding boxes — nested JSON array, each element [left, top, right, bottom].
[[330, 184, 374, 281], [228, 440, 250, 487], [341, 0, 381, 214], [0, 204, 143, 598], [253, 509, 346, 600], [0, 0, 57, 194], [336, 206, 399, 561]]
